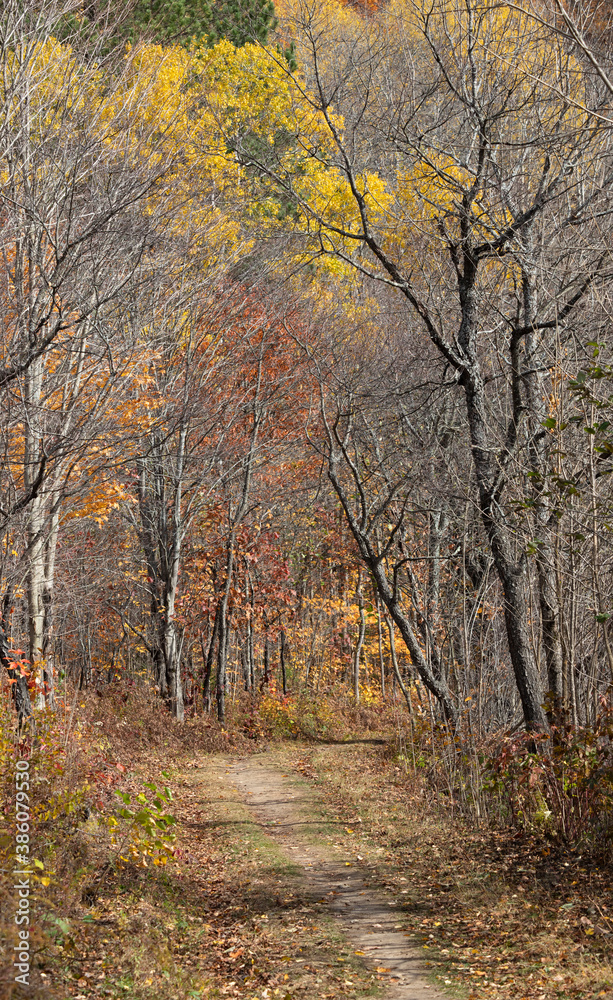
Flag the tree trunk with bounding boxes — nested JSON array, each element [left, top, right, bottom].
[[376, 594, 385, 699], [386, 614, 413, 716], [216, 386, 263, 721], [163, 615, 184, 722], [203, 603, 221, 711], [1, 594, 31, 725], [241, 643, 250, 691], [263, 635, 271, 688], [26, 493, 57, 710], [216, 543, 236, 723], [280, 630, 288, 695], [354, 570, 366, 703], [137, 455, 165, 694], [216, 613, 227, 724], [521, 259, 564, 715], [27, 500, 46, 709], [41, 510, 60, 709], [327, 457, 458, 724], [463, 362, 549, 731], [137, 424, 187, 721], [427, 509, 447, 616], [161, 545, 184, 721], [536, 550, 564, 711], [478, 490, 549, 730]]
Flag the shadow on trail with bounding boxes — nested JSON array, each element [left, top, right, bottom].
[[183, 817, 347, 831]]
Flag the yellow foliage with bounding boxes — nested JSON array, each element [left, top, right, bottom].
[[1, 26, 391, 282], [272, 0, 605, 282], [379, 0, 596, 248]]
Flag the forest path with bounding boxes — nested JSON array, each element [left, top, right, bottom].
[[228, 750, 446, 1000]]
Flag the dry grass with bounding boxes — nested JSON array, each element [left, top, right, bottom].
[[273, 739, 613, 1000]]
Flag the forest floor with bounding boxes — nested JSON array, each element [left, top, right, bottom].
[[5, 703, 613, 1000], [38, 732, 613, 1000]]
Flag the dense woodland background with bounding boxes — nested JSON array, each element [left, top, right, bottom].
[[3, 1, 613, 998], [2, 0, 613, 847]]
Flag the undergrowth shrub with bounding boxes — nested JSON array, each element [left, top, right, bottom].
[[0, 697, 100, 995], [244, 688, 339, 740], [0, 685, 186, 996], [253, 688, 384, 741], [483, 711, 613, 848], [385, 699, 613, 851], [109, 779, 177, 870], [288, 693, 338, 739]]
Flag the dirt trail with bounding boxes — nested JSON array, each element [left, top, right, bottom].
[[229, 752, 446, 1000]]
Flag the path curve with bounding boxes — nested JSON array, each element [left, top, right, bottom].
[[229, 754, 446, 1000]]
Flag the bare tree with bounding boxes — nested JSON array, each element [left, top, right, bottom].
[[256, 0, 613, 729], [0, 1, 199, 707]]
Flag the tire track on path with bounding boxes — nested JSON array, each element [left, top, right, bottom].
[[229, 754, 446, 1000]]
